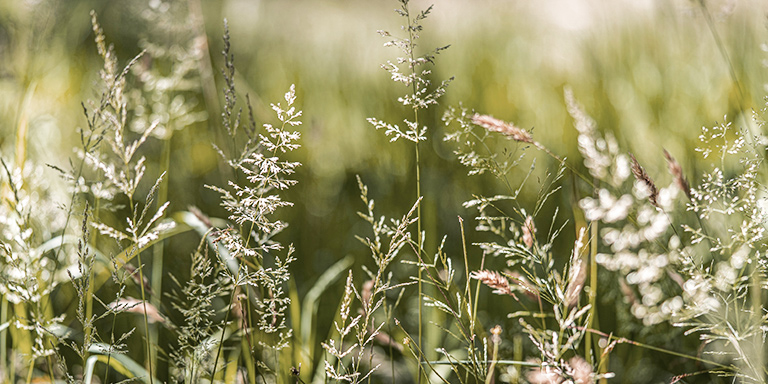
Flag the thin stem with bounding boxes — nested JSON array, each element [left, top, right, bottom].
[[212, 279, 236, 379], [585, 221, 598, 365], [243, 290, 258, 384], [395, 320, 450, 384], [415, 141, 424, 378], [459, 216, 471, 314], [150, 133, 171, 375], [750, 266, 765, 382], [696, 0, 745, 109], [533, 141, 595, 189], [429, 359, 538, 367], [136, 250, 154, 384], [578, 326, 729, 370], [25, 359, 33, 384], [188, 0, 222, 128], [485, 337, 499, 384], [0, 298, 5, 382], [402, 1, 425, 378], [128, 192, 154, 384]]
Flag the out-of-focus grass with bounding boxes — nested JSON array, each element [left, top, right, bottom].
[[211, 0, 768, 291], [1, 0, 767, 381]]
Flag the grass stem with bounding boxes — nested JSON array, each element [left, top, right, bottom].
[[585, 221, 598, 365]]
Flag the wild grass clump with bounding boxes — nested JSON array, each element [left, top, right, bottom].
[[2, 1, 768, 383]]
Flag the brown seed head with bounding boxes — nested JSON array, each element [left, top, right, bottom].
[[471, 113, 533, 143], [522, 216, 536, 249], [629, 153, 659, 207], [663, 149, 692, 200], [508, 271, 540, 300], [109, 298, 165, 323], [470, 270, 518, 300], [361, 280, 374, 310]]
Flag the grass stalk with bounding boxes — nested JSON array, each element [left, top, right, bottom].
[[402, 1, 425, 375], [135, 249, 154, 384], [750, 268, 764, 382], [242, 290, 258, 384], [394, 320, 449, 384], [82, 199, 101, 368], [0, 297, 6, 382], [484, 332, 499, 384], [415, 140, 424, 381], [127, 192, 154, 384], [459, 216, 474, 331], [585, 221, 598, 366], [25, 358, 33, 384], [212, 280, 236, 380], [578, 327, 729, 370], [14, 82, 35, 175], [187, 0, 221, 126], [150, 133, 172, 375], [241, 327, 257, 384]]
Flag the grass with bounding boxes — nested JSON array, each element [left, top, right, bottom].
[[1, 0, 768, 383]]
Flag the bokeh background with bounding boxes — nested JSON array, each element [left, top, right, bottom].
[[2, 0, 768, 381]]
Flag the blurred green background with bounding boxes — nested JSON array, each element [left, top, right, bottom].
[[1, 0, 767, 381]]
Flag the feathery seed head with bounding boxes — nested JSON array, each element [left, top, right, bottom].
[[629, 153, 659, 207], [471, 114, 533, 143], [470, 269, 518, 300], [663, 149, 691, 200], [523, 216, 536, 249]]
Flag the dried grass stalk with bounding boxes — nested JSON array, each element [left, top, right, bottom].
[[629, 153, 658, 207], [470, 270, 518, 299], [663, 149, 691, 200], [522, 216, 536, 249], [471, 113, 533, 144]]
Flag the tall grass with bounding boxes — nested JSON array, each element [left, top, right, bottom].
[[1, 0, 768, 383]]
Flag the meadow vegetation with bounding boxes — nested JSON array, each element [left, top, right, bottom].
[[1, 0, 768, 383]]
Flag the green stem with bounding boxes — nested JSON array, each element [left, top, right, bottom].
[[485, 335, 499, 384], [403, 1, 425, 376], [150, 133, 171, 375], [459, 217, 472, 326], [104, 303, 118, 383], [244, 290, 258, 384], [415, 141, 424, 377], [585, 221, 598, 365], [25, 359, 33, 384], [395, 320, 449, 384], [579, 327, 729, 370], [212, 280, 236, 379], [534, 141, 595, 189], [151, 136, 171, 305], [136, 250, 154, 384], [696, 0, 745, 108], [750, 267, 764, 382], [1, 297, 6, 382]]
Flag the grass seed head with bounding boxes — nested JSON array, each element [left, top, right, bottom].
[[663, 149, 691, 200], [471, 113, 533, 143], [470, 270, 518, 300], [629, 152, 658, 207]]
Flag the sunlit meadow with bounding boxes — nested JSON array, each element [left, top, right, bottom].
[[1, 0, 768, 383]]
